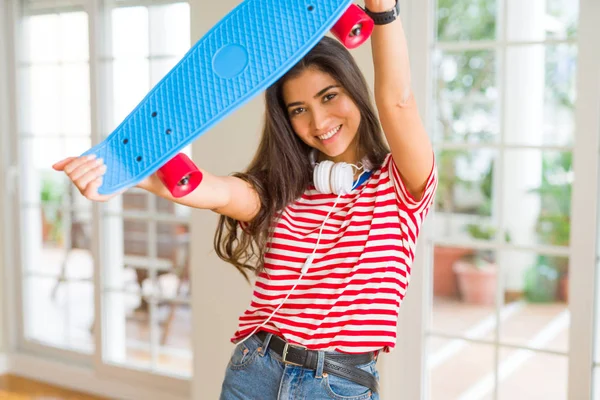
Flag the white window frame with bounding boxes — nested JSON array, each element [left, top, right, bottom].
[[1, 0, 192, 397], [394, 0, 600, 398], [567, 0, 600, 398]]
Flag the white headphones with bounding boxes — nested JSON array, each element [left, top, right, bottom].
[[310, 149, 371, 195]]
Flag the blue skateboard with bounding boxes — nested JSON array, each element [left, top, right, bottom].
[[82, 0, 374, 197]]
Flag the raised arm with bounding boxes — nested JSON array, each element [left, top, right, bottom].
[[366, 0, 434, 200]]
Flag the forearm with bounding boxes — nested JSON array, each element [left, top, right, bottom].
[[366, 0, 434, 198], [138, 169, 260, 222], [367, 0, 412, 105]]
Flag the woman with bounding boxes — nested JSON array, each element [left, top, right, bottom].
[[53, 1, 437, 398]]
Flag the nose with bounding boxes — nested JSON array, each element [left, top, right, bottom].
[[311, 106, 330, 132]]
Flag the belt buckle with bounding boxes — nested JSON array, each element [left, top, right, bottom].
[[282, 342, 305, 366]]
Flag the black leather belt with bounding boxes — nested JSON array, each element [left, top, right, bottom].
[[256, 331, 380, 394]]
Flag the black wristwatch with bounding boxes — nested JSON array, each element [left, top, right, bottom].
[[362, 1, 400, 25]]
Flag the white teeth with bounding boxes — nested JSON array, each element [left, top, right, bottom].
[[318, 125, 341, 140]]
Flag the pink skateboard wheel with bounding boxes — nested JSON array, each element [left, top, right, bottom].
[[156, 153, 203, 198], [331, 4, 374, 49]]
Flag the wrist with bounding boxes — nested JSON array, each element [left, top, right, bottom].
[[136, 174, 157, 191], [364, 0, 396, 13]]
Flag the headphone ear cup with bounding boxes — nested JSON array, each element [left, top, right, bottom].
[[313, 160, 334, 194], [331, 162, 354, 195]]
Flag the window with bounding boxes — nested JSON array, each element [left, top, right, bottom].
[[100, 2, 193, 377], [428, 0, 577, 398], [19, 9, 94, 354], [16, 0, 193, 379]]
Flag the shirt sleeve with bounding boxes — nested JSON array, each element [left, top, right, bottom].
[[386, 152, 438, 218]]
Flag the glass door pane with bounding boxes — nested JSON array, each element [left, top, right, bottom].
[[428, 0, 577, 398], [18, 10, 95, 353], [99, 2, 193, 377]]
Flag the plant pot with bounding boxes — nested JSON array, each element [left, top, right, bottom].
[[433, 247, 474, 298], [559, 275, 569, 303], [453, 260, 497, 306]]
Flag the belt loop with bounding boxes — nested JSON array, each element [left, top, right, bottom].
[[315, 351, 325, 378], [260, 333, 273, 356]]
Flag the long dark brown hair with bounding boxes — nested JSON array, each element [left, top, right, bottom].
[[214, 36, 389, 282]]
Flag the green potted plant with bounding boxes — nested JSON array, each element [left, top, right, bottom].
[[525, 152, 571, 302], [40, 173, 65, 245]]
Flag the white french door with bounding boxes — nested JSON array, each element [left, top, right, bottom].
[[5, 0, 194, 394], [407, 0, 600, 399]]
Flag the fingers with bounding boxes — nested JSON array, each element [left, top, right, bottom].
[[63, 155, 98, 178], [54, 154, 108, 199], [74, 161, 107, 191], [52, 157, 77, 171], [83, 176, 103, 199], [69, 157, 104, 182]]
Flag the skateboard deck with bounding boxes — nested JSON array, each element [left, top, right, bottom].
[[82, 0, 364, 195]]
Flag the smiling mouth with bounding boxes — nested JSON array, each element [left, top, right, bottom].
[[317, 125, 342, 141]]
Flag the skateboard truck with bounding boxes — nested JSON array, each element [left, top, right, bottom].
[[156, 153, 203, 198]]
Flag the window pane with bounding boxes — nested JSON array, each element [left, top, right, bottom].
[[24, 65, 61, 135], [22, 137, 91, 171], [101, 2, 192, 377], [506, 0, 578, 42], [19, 10, 94, 355], [60, 63, 91, 135], [111, 7, 149, 58], [433, 149, 498, 239], [149, 3, 191, 56], [428, 340, 496, 399], [433, 50, 498, 144], [503, 150, 572, 248], [504, 45, 577, 147], [436, 0, 497, 42], [24, 276, 94, 353], [432, 247, 498, 338], [499, 251, 569, 354], [157, 304, 192, 376], [23, 14, 60, 63], [498, 349, 567, 399], [59, 12, 89, 62], [121, 190, 191, 217], [112, 59, 150, 126], [104, 291, 152, 370]]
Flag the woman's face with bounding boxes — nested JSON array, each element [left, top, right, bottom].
[[282, 67, 361, 164]]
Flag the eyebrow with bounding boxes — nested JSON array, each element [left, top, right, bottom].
[[286, 85, 340, 109]]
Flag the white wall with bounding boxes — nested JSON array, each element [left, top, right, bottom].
[[189, 4, 261, 399], [187, 2, 417, 399]]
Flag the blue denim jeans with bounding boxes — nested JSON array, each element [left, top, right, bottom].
[[220, 333, 380, 400]]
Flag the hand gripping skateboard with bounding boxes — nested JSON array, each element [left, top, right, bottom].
[[82, 0, 374, 197]]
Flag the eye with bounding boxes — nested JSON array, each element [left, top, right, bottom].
[[290, 107, 305, 116], [323, 93, 337, 102]]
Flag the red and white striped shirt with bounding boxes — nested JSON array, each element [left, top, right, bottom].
[[231, 153, 437, 353]]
